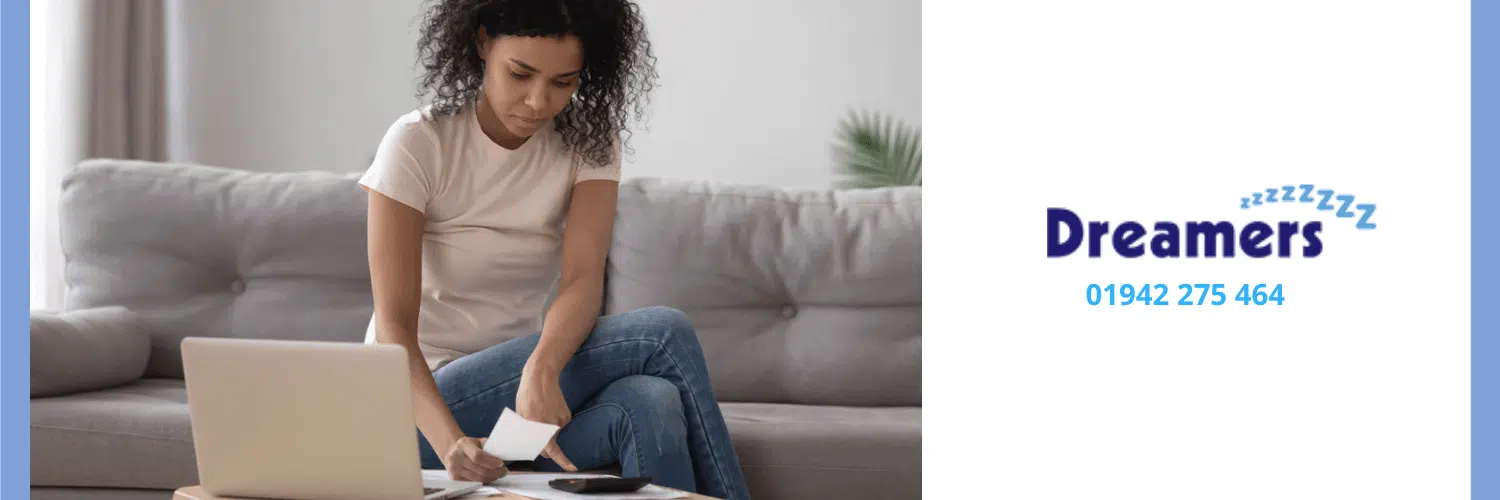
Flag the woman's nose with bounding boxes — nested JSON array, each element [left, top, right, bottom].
[[524, 83, 550, 110]]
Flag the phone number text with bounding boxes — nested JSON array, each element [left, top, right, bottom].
[[1085, 283, 1285, 306]]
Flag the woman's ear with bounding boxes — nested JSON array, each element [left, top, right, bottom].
[[477, 26, 498, 62]]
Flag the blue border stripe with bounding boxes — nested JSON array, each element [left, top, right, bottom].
[[2, 0, 29, 495], [1475, 0, 1496, 497]]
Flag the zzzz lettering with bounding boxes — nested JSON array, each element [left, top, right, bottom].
[[1335, 195, 1356, 218], [1355, 204, 1377, 229], [1242, 185, 1378, 231], [1317, 190, 1336, 211]]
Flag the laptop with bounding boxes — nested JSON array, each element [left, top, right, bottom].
[[182, 337, 483, 500]]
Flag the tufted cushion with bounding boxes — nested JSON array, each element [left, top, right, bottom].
[[605, 178, 921, 406], [59, 160, 374, 378]]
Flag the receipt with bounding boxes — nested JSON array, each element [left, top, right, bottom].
[[483, 408, 562, 461]]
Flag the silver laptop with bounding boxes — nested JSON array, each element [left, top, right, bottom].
[[182, 337, 483, 500]]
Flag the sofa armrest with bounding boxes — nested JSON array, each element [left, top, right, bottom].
[[30, 306, 151, 398]]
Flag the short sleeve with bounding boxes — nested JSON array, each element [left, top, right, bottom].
[[574, 140, 622, 184], [359, 116, 437, 213]]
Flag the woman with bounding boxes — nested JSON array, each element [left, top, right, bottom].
[[359, 0, 750, 498]]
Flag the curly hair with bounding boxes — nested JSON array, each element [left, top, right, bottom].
[[415, 0, 658, 168]]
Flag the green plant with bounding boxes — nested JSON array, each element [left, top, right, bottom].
[[832, 110, 922, 188]]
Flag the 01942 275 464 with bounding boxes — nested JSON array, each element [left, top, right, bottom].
[[1085, 283, 1285, 307]]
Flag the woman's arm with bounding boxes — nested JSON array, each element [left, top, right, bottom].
[[367, 189, 501, 478], [516, 179, 619, 471], [528, 179, 619, 376]]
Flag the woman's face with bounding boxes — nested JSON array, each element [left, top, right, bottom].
[[478, 33, 584, 140]]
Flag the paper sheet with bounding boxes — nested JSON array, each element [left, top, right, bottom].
[[421, 470, 688, 500], [483, 408, 562, 461], [487, 473, 689, 500], [421, 470, 496, 497], [457, 486, 503, 498]]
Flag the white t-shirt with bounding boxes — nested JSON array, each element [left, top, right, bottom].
[[358, 104, 620, 371]]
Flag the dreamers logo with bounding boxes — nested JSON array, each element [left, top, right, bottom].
[[1047, 184, 1378, 259], [1047, 185, 1379, 307]]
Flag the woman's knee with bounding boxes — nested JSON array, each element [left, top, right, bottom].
[[606, 375, 686, 426], [625, 306, 691, 331], [620, 306, 701, 349]]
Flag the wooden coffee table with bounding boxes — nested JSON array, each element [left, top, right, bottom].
[[172, 472, 720, 499]]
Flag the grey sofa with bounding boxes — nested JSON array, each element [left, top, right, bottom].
[[30, 159, 922, 499]]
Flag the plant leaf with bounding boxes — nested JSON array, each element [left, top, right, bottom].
[[832, 109, 921, 188]]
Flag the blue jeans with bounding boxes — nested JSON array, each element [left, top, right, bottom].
[[417, 306, 752, 500]]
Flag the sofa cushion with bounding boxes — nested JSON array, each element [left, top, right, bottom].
[[722, 403, 921, 500], [30, 488, 174, 500], [59, 160, 375, 378], [31, 379, 197, 489], [31, 307, 151, 398], [606, 178, 921, 406]]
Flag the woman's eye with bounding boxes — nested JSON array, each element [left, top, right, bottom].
[[552, 80, 575, 88], [509, 72, 529, 80]]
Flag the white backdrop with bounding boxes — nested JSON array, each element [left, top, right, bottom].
[[163, 0, 921, 190], [926, 1, 1471, 498]]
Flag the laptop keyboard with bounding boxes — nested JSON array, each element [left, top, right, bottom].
[[424, 487, 444, 494]]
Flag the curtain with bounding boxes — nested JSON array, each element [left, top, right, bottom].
[[90, 0, 166, 161], [30, 0, 166, 311], [31, 0, 89, 312]]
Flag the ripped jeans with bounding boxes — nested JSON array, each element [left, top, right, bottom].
[[418, 306, 752, 500]]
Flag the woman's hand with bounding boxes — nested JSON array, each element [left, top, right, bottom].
[[517, 365, 579, 471], [442, 436, 509, 483]]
